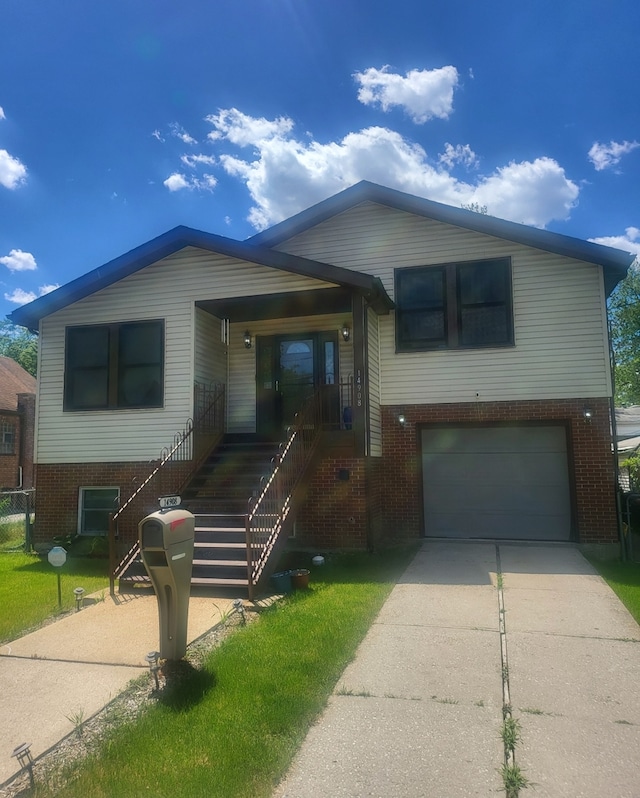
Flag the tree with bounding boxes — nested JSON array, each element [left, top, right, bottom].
[[0, 320, 38, 377], [608, 265, 640, 406]]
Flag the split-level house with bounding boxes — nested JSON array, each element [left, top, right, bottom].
[[9, 182, 634, 594]]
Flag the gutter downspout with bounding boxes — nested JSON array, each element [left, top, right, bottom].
[[608, 310, 626, 560]]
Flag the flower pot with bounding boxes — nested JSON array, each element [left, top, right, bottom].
[[271, 571, 293, 593], [291, 569, 310, 590]]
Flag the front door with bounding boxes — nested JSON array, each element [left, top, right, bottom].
[[256, 333, 338, 438]]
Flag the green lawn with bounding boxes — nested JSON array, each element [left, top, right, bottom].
[[587, 556, 640, 624], [0, 552, 109, 644], [33, 547, 416, 798]]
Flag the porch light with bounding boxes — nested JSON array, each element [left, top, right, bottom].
[[341, 323, 351, 342], [583, 407, 593, 422], [243, 331, 252, 349], [398, 414, 407, 427], [73, 586, 85, 612]]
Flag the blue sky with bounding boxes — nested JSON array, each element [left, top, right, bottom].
[[1, 0, 639, 322]]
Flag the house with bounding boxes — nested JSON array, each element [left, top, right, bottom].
[[0, 356, 36, 490], [9, 181, 634, 590]]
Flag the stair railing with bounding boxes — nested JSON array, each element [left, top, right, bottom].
[[109, 381, 225, 594], [245, 384, 332, 597]]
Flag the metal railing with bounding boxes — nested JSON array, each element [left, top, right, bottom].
[[109, 382, 225, 593], [245, 381, 352, 596]]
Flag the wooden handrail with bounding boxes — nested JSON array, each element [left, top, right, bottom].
[[108, 382, 225, 594]]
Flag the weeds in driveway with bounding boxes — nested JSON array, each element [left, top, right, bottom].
[[501, 763, 530, 798], [28, 547, 415, 798]]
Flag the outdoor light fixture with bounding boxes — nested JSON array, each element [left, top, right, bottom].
[[341, 323, 351, 342], [233, 597, 246, 625], [398, 414, 407, 427], [12, 743, 35, 787], [145, 650, 161, 690], [243, 330, 252, 349], [73, 587, 85, 612], [583, 407, 593, 422]]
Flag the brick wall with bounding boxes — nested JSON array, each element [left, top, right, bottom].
[[34, 460, 191, 546], [378, 397, 617, 545]]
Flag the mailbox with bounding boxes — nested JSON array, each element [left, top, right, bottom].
[[138, 508, 195, 660]]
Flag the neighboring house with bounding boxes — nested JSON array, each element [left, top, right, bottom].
[[0, 356, 36, 490], [9, 181, 635, 565], [614, 406, 640, 491]]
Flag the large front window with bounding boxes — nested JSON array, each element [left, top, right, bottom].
[[395, 258, 513, 351], [64, 321, 164, 410]]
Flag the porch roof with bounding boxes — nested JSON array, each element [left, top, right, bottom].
[[249, 181, 635, 296], [9, 226, 393, 331]]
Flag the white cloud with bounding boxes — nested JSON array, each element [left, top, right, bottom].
[[163, 171, 217, 192], [163, 172, 190, 191], [589, 227, 640, 256], [151, 129, 164, 142], [170, 122, 197, 145], [439, 143, 478, 169], [353, 65, 459, 123], [206, 108, 294, 145], [38, 283, 59, 295], [181, 154, 217, 168], [588, 140, 640, 171], [0, 249, 37, 272], [0, 107, 5, 120], [207, 109, 579, 230], [0, 148, 27, 189], [4, 288, 36, 304]]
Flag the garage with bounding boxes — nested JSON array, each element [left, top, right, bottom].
[[421, 424, 572, 540]]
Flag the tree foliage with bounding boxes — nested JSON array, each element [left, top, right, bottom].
[[609, 266, 640, 406], [0, 321, 38, 377]]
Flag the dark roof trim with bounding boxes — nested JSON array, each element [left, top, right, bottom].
[[9, 225, 392, 330], [249, 181, 634, 295]]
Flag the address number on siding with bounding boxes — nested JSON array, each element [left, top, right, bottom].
[[159, 496, 181, 509]]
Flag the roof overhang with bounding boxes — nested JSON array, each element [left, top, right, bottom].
[[249, 181, 635, 296], [8, 225, 393, 331]]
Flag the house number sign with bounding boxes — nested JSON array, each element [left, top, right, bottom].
[[355, 369, 363, 408]]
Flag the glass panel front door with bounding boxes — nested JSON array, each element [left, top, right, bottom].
[[279, 338, 315, 427]]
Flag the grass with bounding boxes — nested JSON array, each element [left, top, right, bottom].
[[585, 556, 640, 625], [32, 547, 415, 798], [0, 552, 109, 644]]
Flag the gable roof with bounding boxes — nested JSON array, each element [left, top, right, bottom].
[[249, 181, 634, 295], [8, 225, 393, 331], [0, 356, 36, 412]]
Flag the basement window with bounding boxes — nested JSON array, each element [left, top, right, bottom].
[[78, 487, 120, 536], [64, 320, 164, 410], [395, 258, 513, 351]]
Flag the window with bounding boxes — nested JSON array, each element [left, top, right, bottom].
[[78, 487, 120, 535], [0, 421, 15, 454], [64, 320, 164, 410], [395, 258, 513, 351]]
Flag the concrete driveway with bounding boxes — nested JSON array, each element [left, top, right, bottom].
[[274, 541, 640, 798]]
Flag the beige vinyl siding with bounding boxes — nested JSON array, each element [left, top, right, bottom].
[[194, 308, 227, 387], [36, 248, 337, 463], [227, 314, 354, 433], [367, 309, 382, 456], [276, 202, 612, 404]]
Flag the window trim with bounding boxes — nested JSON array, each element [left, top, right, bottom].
[[77, 486, 120, 536], [395, 257, 514, 352], [64, 320, 165, 411]]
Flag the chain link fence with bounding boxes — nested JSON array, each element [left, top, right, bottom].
[[0, 489, 35, 552]]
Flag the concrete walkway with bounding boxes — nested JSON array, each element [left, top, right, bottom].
[[274, 541, 640, 798], [0, 589, 238, 786]]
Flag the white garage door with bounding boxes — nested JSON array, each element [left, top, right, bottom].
[[421, 425, 572, 540]]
